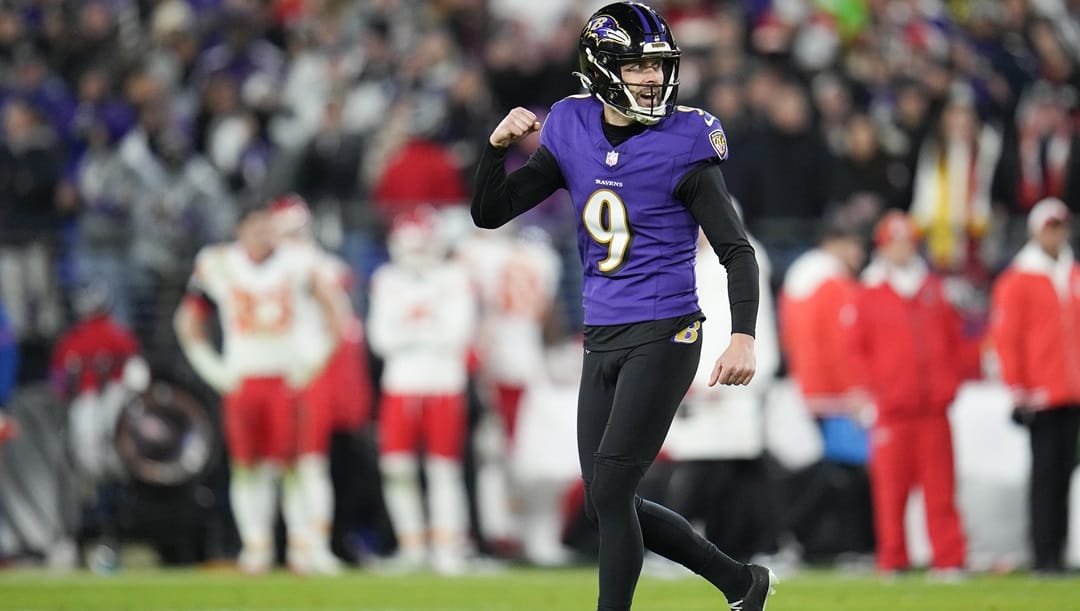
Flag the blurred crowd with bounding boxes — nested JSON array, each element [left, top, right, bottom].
[[0, 0, 1078, 578]]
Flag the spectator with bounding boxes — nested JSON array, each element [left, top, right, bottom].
[[192, 7, 284, 112], [909, 88, 1002, 276], [68, 66, 136, 164], [704, 77, 754, 211], [888, 79, 936, 195], [71, 109, 137, 327], [0, 46, 76, 144], [1027, 18, 1079, 90], [54, 1, 129, 88], [740, 78, 833, 281], [144, 0, 201, 110], [830, 113, 910, 218], [293, 94, 379, 300], [115, 100, 234, 353], [1008, 81, 1080, 214], [854, 212, 969, 578], [0, 99, 65, 342], [990, 197, 1080, 575], [811, 72, 854, 156], [371, 97, 467, 224]]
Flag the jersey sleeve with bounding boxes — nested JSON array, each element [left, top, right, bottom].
[[189, 246, 221, 301], [684, 107, 729, 165], [538, 99, 567, 166]]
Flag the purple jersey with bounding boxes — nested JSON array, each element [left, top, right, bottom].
[[540, 95, 729, 326]]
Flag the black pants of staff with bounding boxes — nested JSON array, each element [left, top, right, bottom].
[[1028, 405, 1080, 572]]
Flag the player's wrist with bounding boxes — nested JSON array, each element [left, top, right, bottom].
[[729, 332, 755, 345]]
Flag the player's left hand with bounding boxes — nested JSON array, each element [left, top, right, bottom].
[[709, 333, 755, 386]]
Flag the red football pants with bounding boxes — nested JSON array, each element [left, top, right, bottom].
[[379, 393, 465, 460], [224, 377, 296, 465], [494, 383, 525, 443], [298, 339, 372, 455], [870, 415, 966, 570]]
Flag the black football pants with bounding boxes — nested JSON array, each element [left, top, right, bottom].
[[578, 330, 748, 611], [1029, 405, 1080, 571]]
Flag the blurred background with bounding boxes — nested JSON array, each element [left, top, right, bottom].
[[0, 0, 1078, 580]]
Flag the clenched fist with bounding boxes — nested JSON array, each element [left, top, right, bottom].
[[489, 107, 542, 149]]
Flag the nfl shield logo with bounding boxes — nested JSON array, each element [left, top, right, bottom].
[[606, 150, 619, 167]]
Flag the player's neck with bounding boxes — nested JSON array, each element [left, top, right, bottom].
[[243, 244, 274, 263], [602, 104, 635, 127]]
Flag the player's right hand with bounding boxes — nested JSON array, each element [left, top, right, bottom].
[[489, 107, 541, 149]]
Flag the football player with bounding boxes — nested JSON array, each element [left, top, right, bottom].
[[270, 194, 372, 575], [368, 208, 477, 575], [174, 205, 345, 574], [471, 3, 776, 610]]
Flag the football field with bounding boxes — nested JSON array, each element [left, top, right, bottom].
[[0, 567, 1076, 611]]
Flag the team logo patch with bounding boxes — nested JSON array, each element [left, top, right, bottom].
[[583, 15, 632, 48], [709, 129, 728, 159], [606, 150, 619, 167], [672, 321, 701, 344]]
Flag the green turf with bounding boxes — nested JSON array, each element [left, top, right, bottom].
[[0, 567, 1075, 611]]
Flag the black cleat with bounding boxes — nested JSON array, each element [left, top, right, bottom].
[[728, 564, 778, 611]]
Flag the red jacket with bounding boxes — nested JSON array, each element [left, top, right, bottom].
[[991, 243, 1080, 409], [372, 139, 466, 222], [779, 249, 864, 412], [854, 259, 965, 421], [50, 314, 140, 397]]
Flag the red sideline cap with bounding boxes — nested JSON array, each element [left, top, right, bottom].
[[1028, 197, 1069, 234], [874, 210, 920, 247]]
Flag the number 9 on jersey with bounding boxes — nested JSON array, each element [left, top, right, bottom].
[[583, 189, 631, 273]]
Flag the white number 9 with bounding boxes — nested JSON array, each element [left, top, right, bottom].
[[582, 189, 631, 273]]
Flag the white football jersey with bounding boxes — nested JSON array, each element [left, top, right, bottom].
[[458, 231, 561, 384], [367, 261, 477, 394], [291, 245, 352, 366], [190, 242, 317, 378]]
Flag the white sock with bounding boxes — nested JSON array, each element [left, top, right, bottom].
[[231, 462, 278, 554], [425, 457, 467, 561], [296, 454, 334, 556], [380, 453, 425, 561], [281, 466, 311, 560], [476, 460, 517, 544]]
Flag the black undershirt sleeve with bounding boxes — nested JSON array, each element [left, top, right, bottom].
[[675, 160, 759, 338], [471, 143, 566, 229]]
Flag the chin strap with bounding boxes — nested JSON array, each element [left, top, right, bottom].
[[573, 71, 592, 91], [574, 68, 664, 126]]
